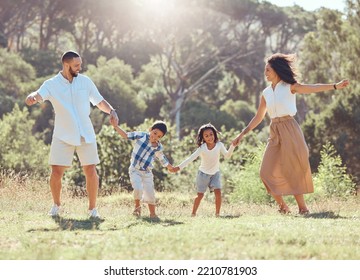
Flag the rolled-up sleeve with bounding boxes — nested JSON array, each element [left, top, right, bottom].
[[155, 150, 169, 167], [88, 78, 104, 106], [37, 81, 51, 101]]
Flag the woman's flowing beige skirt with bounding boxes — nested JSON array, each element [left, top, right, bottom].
[[260, 115, 314, 195]]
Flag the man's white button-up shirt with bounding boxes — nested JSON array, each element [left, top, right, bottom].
[[38, 72, 104, 146]]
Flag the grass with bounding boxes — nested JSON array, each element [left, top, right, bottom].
[[0, 173, 359, 260]]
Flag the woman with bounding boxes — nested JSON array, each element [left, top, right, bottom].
[[232, 53, 349, 214]]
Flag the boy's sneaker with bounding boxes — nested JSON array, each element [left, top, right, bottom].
[[133, 206, 141, 217], [89, 208, 100, 218], [48, 204, 60, 216]]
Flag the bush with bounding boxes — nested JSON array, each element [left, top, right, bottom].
[[0, 48, 36, 117], [313, 142, 357, 198], [0, 104, 49, 175], [228, 143, 273, 204]]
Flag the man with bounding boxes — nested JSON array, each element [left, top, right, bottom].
[[25, 50, 119, 218]]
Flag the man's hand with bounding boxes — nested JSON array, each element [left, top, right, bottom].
[[25, 92, 41, 106], [109, 110, 119, 127]]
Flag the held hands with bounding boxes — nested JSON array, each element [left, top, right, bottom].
[[335, 79, 350, 90], [232, 134, 244, 147], [167, 164, 180, 173], [109, 110, 119, 127]]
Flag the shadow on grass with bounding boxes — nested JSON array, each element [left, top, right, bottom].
[[27, 216, 105, 232], [106, 217, 184, 231], [300, 211, 347, 219], [140, 217, 184, 227], [219, 214, 241, 219]]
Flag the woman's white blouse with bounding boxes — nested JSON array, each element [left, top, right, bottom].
[[262, 82, 297, 118]]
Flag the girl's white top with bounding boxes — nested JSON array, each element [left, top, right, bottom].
[[178, 142, 235, 175], [262, 82, 297, 118]]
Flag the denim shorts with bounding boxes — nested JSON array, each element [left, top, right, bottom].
[[196, 170, 221, 193]]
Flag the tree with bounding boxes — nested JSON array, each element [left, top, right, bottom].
[[84, 56, 146, 128], [220, 99, 260, 130], [0, 0, 38, 51], [299, 3, 359, 184], [180, 100, 237, 135], [145, 1, 257, 137]]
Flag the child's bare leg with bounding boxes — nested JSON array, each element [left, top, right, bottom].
[[214, 189, 221, 217], [272, 194, 290, 213], [133, 199, 141, 216], [192, 193, 204, 216], [148, 204, 156, 218]]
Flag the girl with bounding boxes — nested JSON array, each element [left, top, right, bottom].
[[172, 123, 235, 217]]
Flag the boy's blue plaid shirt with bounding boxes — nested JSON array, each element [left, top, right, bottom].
[[127, 131, 169, 171]]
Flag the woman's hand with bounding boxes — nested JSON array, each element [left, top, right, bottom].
[[232, 134, 244, 146], [335, 79, 350, 90]]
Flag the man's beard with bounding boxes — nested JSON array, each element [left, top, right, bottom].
[[69, 67, 78, 77]]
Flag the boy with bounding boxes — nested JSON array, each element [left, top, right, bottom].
[[111, 120, 174, 218]]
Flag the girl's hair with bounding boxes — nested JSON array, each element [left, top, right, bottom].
[[266, 53, 298, 84], [196, 123, 220, 146]]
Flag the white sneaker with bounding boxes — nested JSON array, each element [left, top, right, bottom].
[[48, 204, 60, 216], [89, 208, 100, 218]]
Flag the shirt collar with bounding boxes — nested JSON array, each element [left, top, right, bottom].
[[57, 71, 77, 84], [145, 133, 162, 151]]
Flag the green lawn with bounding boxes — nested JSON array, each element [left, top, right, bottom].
[[0, 175, 359, 260]]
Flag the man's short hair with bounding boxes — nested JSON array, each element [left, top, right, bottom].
[[151, 121, 167, 136], [61, 51, 80, 63]]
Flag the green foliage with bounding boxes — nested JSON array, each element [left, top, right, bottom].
[[97, 124, 133, 190], [180, 101, 237, 136], [0, 104, 49, 174], [313, 142, 356, 198], [302, 90, 360, 183], [85, 56, 146, 127], [134, 57, 167, 120], [220, 99, 259, 130], [297, 5, 360, 186], [20, 48, 59, 77], [228, 143, 273, 204], [0, 49, 36, 117]]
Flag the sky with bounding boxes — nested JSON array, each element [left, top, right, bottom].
[[262, 0, 347, 12]]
